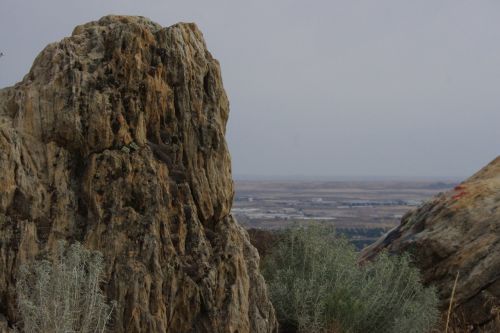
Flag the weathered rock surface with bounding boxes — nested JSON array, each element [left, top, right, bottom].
[[0, 15, 276, 333], [361, 157, 500, 332]]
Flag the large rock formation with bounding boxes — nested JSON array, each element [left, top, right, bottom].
[[361, 157, 500, 332], [0, 15, 277, 333]]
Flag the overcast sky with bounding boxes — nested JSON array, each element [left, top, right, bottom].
[[1, 1, 499, 179]]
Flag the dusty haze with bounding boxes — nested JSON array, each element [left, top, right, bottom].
[[1, 0, 499, 178]]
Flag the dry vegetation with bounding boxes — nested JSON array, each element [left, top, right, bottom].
[[262, 225, 439, 333], [16, 242, 114, 333]]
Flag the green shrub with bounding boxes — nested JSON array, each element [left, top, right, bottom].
[[16, 241, 114, 333], [262, 225, 439, 333]]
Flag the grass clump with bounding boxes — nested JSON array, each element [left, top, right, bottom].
[[16, 241, 114, 333], [262, 225, 439, 333]]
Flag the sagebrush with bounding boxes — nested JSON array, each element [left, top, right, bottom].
[[16, 241, 114, 333], [262, 225, 439, 333]]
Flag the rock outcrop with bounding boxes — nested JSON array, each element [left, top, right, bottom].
[[0, 15, 277, 333], [361, 157, 500, 332]]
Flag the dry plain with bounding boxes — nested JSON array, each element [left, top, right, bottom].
[[233, 180, 455, 248]]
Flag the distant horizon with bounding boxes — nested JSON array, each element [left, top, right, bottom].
[[232, 174, 463, 182]]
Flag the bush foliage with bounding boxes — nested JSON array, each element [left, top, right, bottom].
[[16, 242, 114, 333], [262, 225, 439, 333]]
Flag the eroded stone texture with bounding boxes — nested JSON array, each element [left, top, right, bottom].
[[0, 15, 277, 333], [361, 157, 500, 332]]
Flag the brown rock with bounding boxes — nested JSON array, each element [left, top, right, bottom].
[[360, 157, 500, 332], [0, 15, 277, 333]]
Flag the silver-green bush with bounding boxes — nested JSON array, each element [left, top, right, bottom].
[[262, 226, 439, 333], [16, 242, 114, 333]]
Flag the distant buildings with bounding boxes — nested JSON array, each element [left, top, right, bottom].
[[341, 199, 421, 207], [234, 196, 254, 202]]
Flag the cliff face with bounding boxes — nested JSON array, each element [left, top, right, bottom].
[[0, 15, 277, 333], [361, 157, 500, 332]]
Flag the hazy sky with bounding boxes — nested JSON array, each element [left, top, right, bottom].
[[1, 1, 499, 179]]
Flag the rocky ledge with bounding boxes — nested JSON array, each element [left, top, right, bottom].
[[361, 157, 500, 332]]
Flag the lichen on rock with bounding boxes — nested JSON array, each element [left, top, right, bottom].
[[0, 15, 277, 333]]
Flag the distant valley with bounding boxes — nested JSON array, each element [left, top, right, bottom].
[[233, 180, 455, 249]]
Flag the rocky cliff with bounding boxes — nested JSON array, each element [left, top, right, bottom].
[[361, 157, 500, 332], [0, 15, 277, 333]]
